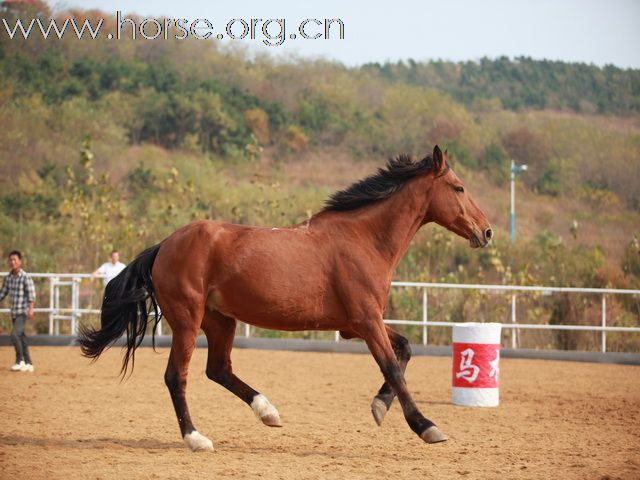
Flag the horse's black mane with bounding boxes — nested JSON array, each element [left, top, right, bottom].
[[324, 153, 444, 212]]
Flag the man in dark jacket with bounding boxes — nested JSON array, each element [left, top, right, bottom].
[[0, 250, 36, 372]]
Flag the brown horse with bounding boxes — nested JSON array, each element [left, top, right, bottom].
[[78, 145, 491, 452]]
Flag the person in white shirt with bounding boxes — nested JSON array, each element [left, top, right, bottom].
[[92, 250, 126, 286]]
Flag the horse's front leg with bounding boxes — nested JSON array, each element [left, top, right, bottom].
[[341, 326, 412, 425], [371, 326, 411, 426], [358, 318, 447, 444]]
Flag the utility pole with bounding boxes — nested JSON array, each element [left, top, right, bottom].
[[510, 160, 528, 242]]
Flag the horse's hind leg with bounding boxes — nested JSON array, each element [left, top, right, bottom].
[[165, 324, 213, 452], [202, 309, 282, 427], [371, 326, 411, 426]]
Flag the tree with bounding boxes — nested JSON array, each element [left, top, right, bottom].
[[58, 136, 130, 269], [245, 108, 270, 145]]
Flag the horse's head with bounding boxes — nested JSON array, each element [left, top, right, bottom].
[[425, 145, 492, 248]]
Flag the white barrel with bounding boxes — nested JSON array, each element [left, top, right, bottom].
[[451, 322, 502, 407]]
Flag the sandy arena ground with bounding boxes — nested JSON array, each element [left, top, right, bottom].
[[0, 345, 639, 480]]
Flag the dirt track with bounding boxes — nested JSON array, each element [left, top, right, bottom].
[[0, 346, 638, 479]]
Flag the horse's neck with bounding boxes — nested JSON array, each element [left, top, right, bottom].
[[318, 176, 432, 270], [366, 178, 431, 268]]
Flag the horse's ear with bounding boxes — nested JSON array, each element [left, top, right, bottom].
[[444, 149, 449, 161], [433, 145, 446, 173]]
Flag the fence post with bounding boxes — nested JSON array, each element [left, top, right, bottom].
[[422, 288, 428, 346], [55, 278, 60, 335], [511, 293, 517, 349], [601, 294, 607, 353], [244, 322, 250, 338], [72, 277, 79, 335], [49, 277, 56, 335]]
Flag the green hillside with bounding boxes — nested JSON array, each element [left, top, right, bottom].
[[0, 4, 639, 347]]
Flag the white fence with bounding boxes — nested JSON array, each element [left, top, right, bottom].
[[1, 273, 639, 353], [385, 282, 640, 352]]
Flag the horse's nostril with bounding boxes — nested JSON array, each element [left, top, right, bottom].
[[484, 228, 493, 241]]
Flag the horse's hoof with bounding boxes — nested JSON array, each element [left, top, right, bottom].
[[183, 431, 214, 452], [251, 394, 283, 427], [371, 397, 388, 426], [420, 426, 448, 444], [261, 413, 283, 427]]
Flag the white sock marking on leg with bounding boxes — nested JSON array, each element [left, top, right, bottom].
[[183, 430, 213, 452], [251, 394, 280, 421]]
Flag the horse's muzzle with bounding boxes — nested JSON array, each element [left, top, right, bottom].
[[470, 229, 491, 248]]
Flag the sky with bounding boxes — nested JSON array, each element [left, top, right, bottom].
[[56, 0, 640, 69]]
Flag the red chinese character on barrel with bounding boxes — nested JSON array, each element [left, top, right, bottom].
[[452, 323, 502, 407]]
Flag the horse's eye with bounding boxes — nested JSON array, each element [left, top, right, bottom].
[[454, 186, 464, 193]]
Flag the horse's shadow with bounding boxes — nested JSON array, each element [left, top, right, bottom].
[[0, 434, 180, 450], [416, 399, 452, 407], [0, 434, 439, 460]]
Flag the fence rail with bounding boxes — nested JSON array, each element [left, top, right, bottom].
[[1, 273, 639, 353]]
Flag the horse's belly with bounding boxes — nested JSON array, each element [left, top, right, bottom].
[[208, 276, 340, 331]]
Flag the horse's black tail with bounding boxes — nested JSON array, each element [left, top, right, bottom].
[[77, 243, 162, 376]]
